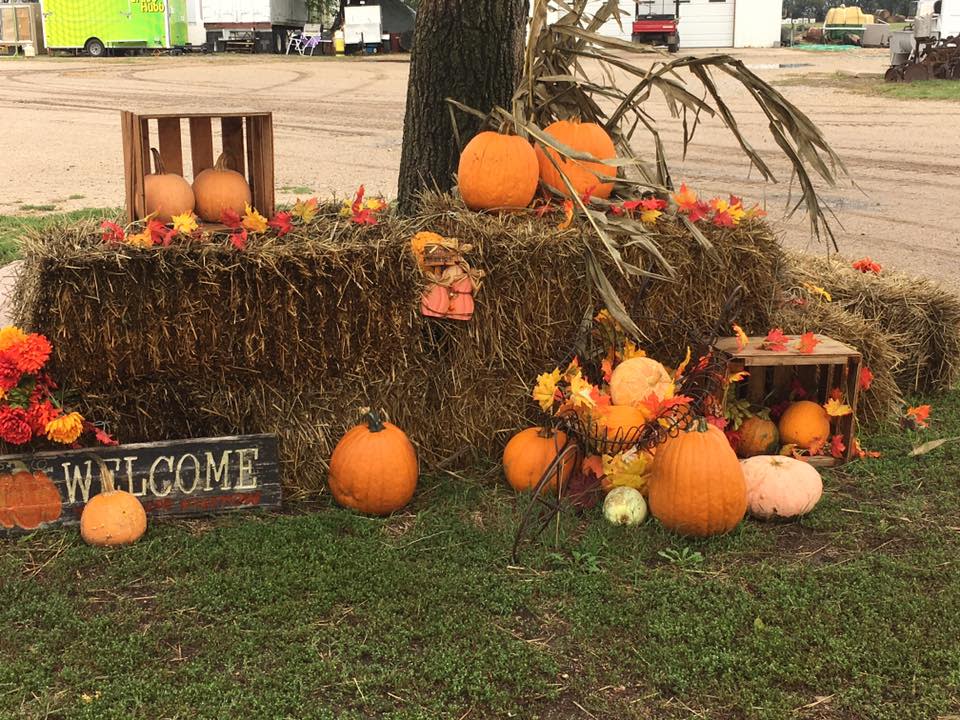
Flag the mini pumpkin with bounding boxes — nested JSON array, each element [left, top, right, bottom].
[[329, 411, 418, 515], [0, 464, 61, 530], [648, 420, 747, 537], [737, 416, 780, 458], [741, 455, 823, 519], [609, 357, 675, 409], [535, 118, 617, 199], [192, 152, 252, 223], [591, 404, 648, 452], [778, 400, 830, 451], [603, 486, 648, 526], [458, 131, 539, 211], [144, 148, 195, 223], [502, 427, 573, 492], [80, 459, 146, 546]]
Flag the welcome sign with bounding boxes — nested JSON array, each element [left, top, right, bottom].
[[0, 434, 281, 533]]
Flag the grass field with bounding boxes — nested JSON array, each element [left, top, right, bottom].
[[0, 209, 118, 265], [775, 71, 960, 101], [1, 389, 958, 719]]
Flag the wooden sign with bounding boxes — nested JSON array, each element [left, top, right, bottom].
[[0, 434, 280, 534]]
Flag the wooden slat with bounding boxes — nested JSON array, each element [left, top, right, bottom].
[[139, 118, 152, 176], [156, 117, 184, 176], [138, 111, 270, 120], [189, 117, 215, 176], [714, 335, 860, 361], [121, 110, 137, 224], [221, 116, 245, 175], [247, 114, 275, 216], [773, 366, 792, 401], [747, 365, 766, 405]]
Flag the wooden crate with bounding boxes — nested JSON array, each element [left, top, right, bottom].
[[713, 334, 862, 467], [121, 110, 275, 225]]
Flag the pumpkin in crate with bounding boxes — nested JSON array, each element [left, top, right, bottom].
[[0, 465, 62, 530], [648, 421, 747, 537], [535, 118, 617, 199], [329, 411, 418, 515], [80, 459, 146, 546], [144, 148, 195, 223], [741, 455, 823, 520], [458, 131, 539, 211], [778, 400, 830, 451], [192, 152, 252, 222], [591, 404, 647, 452], [609, 357, 674, 409], [737, 416, 780, 458], [502, 427, 573, 492]]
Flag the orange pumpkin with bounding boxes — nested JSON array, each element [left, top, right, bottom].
[[737, 416, 780, 458], [648, 421, 747, 537], [192, 153, 252, 222], [591, 404, 647, 452], [535, 118, 617, 199], [0, 465, 61, 530], [144, 148, 195, 223], [80, 459, 146, 546], [778, 400, 830, 451], [329, 411, 418, 515], [458, 131, 539, 211], [609, 357, 675, 409], [502, 427, 573, 492]]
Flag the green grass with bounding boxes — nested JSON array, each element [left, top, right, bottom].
[[776, 71, 960, 101], [0, 208, 119, 265], [279, 185, 315, 195], [2, 392, 960, 719]]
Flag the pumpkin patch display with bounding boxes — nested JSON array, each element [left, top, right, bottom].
[[144, 148, 195, 224], [737, 416, 780, 458], [80, 460, 146, 546], [0, 466, 61, 530], [608, 357, 674, 410], [648, 421, 747, 537], [458, 131, 539, 211], [535, 119, 617, 199], [193, 153, 252, 223], [329, 411, 418, 515], [503, 427, 573, 492], [741, 455, 823, 519], [778, 400, 831, 451]]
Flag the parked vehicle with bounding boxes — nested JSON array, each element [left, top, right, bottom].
[[201, 0, 307, 53], [633, 0, 680, 53], [39, 0, 188, 56]]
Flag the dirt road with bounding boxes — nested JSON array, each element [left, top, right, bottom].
[[0, 48, 957, 284]]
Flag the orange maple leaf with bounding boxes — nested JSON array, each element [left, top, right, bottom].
[[829, 434, 846, 459], [903, 404, 931, 429], [732, 324, 749, 352], [852, 257, 882, 274], [601, 358, 614, 383], [761, 328, 789, 352], [797, 332, 820, 354], [589, 386, 612, 411], [859, 366, 874, 391], [672, 183, 698, 213], [557, 199, 574, 230], [853, 438, 881, 459]]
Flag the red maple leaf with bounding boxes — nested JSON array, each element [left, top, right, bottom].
[[146, 219, 174, 246], [229, 229, 248, 251], [580, 186, 597, 204], [639, 392, 662, 419], [609, 204, 625, 216], [807, 437, 826, 456], [761, 328, 789, 352], [797, 332, 819, 354], [706, 415, 728, 430], [268, 211, 293, 237], [100, 220, 125, 244], [859, 366, 874, 391], [589, 386, 612, 411], [640, 197, 667, 211], [712, 210, 736, 228], [829, 434, 846, 459], [852, 257, 882, 274], [853, 438, 881, 458], [790, 378, 809, 400], [902, 404, 931, 430], [221, 208, 243, 230], [688, 201, 711, 223], [600, 358, 614, 383]]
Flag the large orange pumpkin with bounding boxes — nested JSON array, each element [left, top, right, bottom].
[[458, 132, 539, 211], [591, 404, 647, 452], [80, 459, 146, 546], [192, 153, 252, 223], [778, 400, 830, 451], [609, 357, 675, 409], [535, 119, 617, 199], [144, 148, 195, 223], [0, 465, 61, 530], [648, 421, 747, 537], [328, 411, 418, 515], [737, 416, 780, 458], [502, 427, 573, 492]]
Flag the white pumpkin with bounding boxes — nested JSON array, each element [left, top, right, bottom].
[[602, 486, 648, 526], [741, 455, 823, 520]]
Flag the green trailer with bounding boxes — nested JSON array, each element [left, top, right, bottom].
[[39, 0, 188, 56]]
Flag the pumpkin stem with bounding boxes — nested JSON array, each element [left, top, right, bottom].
[[364, 410, 386, 433], [696, 417, 709, 433], [150, 148, 166, 175], [213, 152, 233, 172], [9, 460, 30, 474], [88, 454, 116, 494], [536, 426, 556, 439]]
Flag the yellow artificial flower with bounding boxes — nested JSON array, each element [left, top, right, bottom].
[[0, 326, 27, 351], [532, 368, 562, 412], [292, 197, 319, 223], [242, 204, 269, 234], [46, 412, 84, 444], [602, 447, 654, 493], [172, 212, 199, 236], [640, 209, 662, 224], [568, 374, 597, 410], [619, 340, 647, 361], [126, 229, 154, 249]]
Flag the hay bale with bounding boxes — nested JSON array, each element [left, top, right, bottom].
[[785, 253, 960, 393], [16, 195, 785, 494]]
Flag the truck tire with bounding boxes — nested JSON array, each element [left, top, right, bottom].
[[668, 36, 679, 53], [84, 37, 106, 57]]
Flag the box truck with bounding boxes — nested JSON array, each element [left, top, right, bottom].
[[39, 0, 189, 56], [201, 0, 308, 53]]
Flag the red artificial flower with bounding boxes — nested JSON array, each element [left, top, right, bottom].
[[609, 204, 625, 216], [230, 229, 248, 251], [100, 221, 125, 244], [0, 406, 33, 445], [27, 400, 61, 435], [859, 366, 874, 391], [640, 198, 667, 211], [761, 328, 790, 352], [0, 352, 22, 392], [146, 219, 174, 247], [268, 211, 294, 237], [790, 378, 809, 400], [580, 186, 597, 204], [796, 331, 819, 354], [902, 404, 931, 430], [83, 420, 118, 447], [829, 434, 846, 459], [221, 208, 243, 230], [688, 201, 711, 223], [712, 210, 736, 228], [852, 257, 882, 274], [9, 333, 52, 374]]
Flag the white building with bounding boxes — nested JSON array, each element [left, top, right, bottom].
[[563, 0, 783, 49]]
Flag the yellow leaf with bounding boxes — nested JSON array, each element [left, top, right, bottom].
[[727, 370, 750, 384], [569, 374, 597, 410], [292, 197, 319, 223], [823, 398, 853, 417], [242, 204, 269, 234], [602, 447, 654, 492], [620, 340, 646, 361], [673, 346, 692, 379], [557, 199, 574, 230], [640, 209, 662, 224], [126, 229, 154, 248], [171, 212, 198, 236], [532, 368, 562, 412], [732, 323, 749, 351], [801, 282, 832, 302]]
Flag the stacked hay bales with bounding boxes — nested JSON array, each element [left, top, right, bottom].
[[15, 195, 784, 494]]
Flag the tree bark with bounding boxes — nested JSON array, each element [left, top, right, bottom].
[[397, 0, 529, 214]]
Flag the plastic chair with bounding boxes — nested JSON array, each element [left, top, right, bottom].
[[286, 29, 323, 56]]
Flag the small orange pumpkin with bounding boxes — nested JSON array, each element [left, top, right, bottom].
[[192, 152, 252, 222], [778, 400, 830, 451], [80, 459, 146, 546], [329, 411, 418, 515], [144, 148, 195, 223], [648, 420, 747, 537], [502, 427, 573, 492], [591, 404, 648, 452], [737, 416, 780, 458], [458, 131, 540, 211], [0, 464, 62, 530], [535, 118, 617, 199]]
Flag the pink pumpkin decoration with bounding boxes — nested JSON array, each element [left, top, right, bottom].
[[420, 278, 475, 321], [740, 455, 823, 520]]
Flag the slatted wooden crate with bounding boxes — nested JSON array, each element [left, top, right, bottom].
[[713, 334, 862, 467], [121, 110, 275, 226]]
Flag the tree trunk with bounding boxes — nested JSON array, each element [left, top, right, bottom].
[[397, 0, 529, 214]]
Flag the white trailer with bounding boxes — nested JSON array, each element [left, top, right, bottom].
[[201, 0, 308, 53]]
